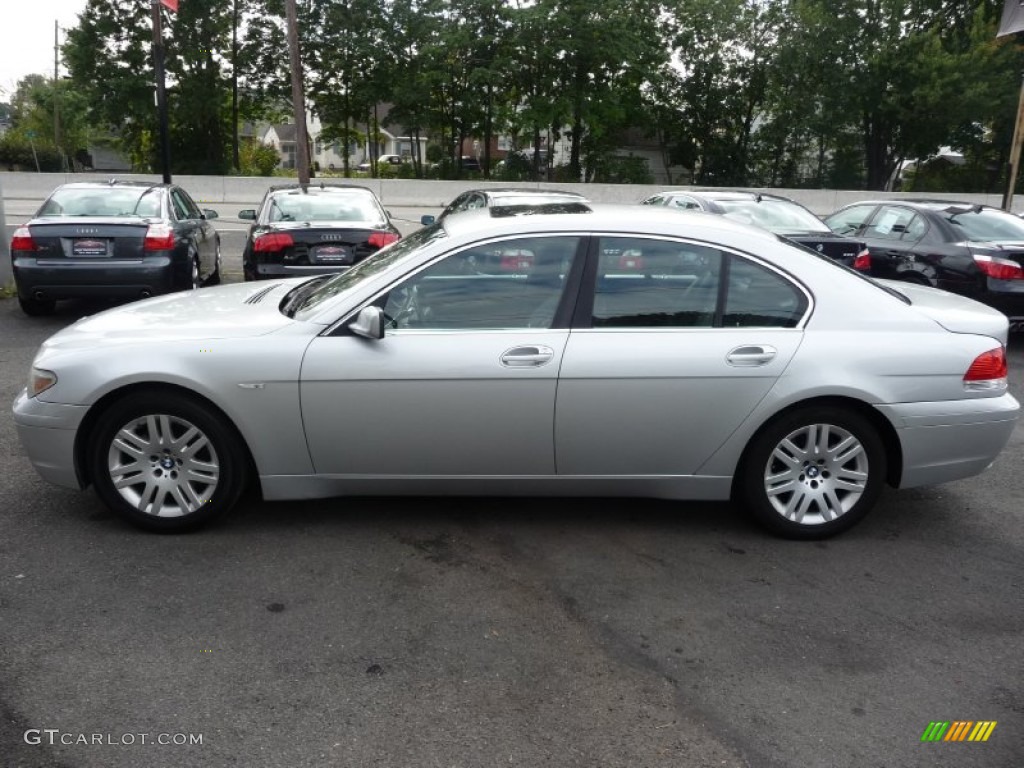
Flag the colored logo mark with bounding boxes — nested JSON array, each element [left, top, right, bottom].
[[921, 721, 997, 742]]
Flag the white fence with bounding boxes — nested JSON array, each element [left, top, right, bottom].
[[1, 171, 1020, 216]]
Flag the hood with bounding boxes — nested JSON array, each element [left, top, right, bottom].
[[877, 279, 1009, 344], [39, 280, 319, 353]]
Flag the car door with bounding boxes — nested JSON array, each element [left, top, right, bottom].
[[555, 235, 807, 476], [299, 234, 586, 476], [170, 187, 215, 278]]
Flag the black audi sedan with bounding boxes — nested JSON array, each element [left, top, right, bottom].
[[825, 199, 1024, 327], [239, 184, 401, 281], [640, 190, 871, 272], [11, 180, 221, 316]]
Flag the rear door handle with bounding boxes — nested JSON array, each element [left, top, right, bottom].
[[500, 345, 554, 368], [726, 345, 777, 367]]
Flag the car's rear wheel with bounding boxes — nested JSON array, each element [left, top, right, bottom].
[[18, 295, 56, 316], [738, 406, 885, 539], [89, 391, 248, 532]]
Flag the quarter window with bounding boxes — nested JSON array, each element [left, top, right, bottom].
[[381, 236, 581, 330], [723, 258, 807, 328]]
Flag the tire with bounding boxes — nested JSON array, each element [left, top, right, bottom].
[[207, 242, 222, 286], [738, 406, 885, 539], [189, 253, 201, 290], [89, 391, 248, 532], [18, 295, 56, 316]]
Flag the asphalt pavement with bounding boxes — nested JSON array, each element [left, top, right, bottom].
[[0, 198, 1022, 767]]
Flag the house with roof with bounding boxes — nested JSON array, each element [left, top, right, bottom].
[[262, 106, 428, 171]]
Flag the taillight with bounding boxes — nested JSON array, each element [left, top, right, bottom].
[[367, 232, 400, 249], [500, 253, 534, 271], [964, 347, 1008, 391], [11, 227, 37, 252], [619, 252, 644, 270], [973, 254, 1024, 280], [144, 223, 175, 251], [253, 232, 294, 253], [853, 248, 871, 271]]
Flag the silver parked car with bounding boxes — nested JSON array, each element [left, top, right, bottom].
[[12, 206, 1020, 537]]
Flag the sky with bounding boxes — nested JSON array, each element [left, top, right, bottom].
[[0, 0, 89, 100]]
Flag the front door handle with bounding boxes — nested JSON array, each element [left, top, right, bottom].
[[726, 345, 777, 367], [500, 345, 554, 368]]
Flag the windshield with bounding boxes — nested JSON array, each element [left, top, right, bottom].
[[717, 198, 831, 234], [943, 207, 1024, 242], [37, 187, 162, 218], [266, 189, 385, 223], [290, 223, 448, 316]]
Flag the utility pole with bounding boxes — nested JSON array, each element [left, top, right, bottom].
[[1003, 75, 1024, 211], [285, 0, 310, 185], [151, 0, 173, 183], [54, 20, 62, 171]]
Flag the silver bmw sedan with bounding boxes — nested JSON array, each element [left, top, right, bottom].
[[12, 205, 1020, 538]]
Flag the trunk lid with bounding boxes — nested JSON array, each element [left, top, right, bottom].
[[785, 232, 865, 268], [877, 278, 1010, 344], [258, 222, 388, 266], [27, 217, 152, 259]]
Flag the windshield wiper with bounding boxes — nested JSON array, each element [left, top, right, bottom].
[[281, 275, 332, 318]]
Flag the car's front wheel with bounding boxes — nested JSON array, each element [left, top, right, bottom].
[[738, 406, 885, 539], [89, 391, 248, 532]]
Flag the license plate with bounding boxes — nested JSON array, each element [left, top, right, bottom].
[[314, 244, 351, 264], [72, 238, 109, 257]]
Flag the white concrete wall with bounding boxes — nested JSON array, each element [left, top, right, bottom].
[[1, 171, 1020, 215]]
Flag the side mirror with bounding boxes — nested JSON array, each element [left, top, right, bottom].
[[348, 305, 385, 340], [238, 209, 257, 220], [203, 209, 219, 220], [420, 214, 436, 226]]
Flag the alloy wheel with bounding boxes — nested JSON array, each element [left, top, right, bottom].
[[106, 413, 220, 518], [762, 422, 869, 526]]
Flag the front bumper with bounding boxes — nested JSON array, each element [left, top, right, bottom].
[[12, 390, 89, 490], [13, 255, 178, 300], [878, 393, 1020, 488]]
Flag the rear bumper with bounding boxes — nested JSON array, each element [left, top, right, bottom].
[[877, 393, 1020, 488], [11, 390, 88, 490], [246, 263, 353, 280], [13, 255, 178, 300]]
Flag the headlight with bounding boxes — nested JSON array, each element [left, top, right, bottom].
[[29, 368, 57, 398]]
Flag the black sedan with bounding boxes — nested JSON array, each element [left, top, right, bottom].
[[825, 199, 1024, 327], [10, 181, 220, 315], [640, 190, 871, 272], [240, 184, 401, 281]]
